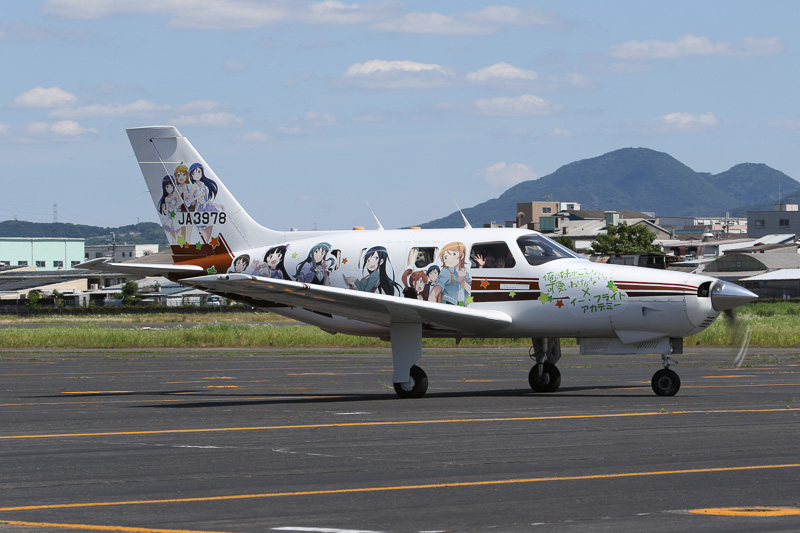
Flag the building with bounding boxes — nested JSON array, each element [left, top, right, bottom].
[[748, 204, 800, 239], [0, 237, 85, 270], [538, 210, 670, 252], [516, 201, 580, 230], [84, 243, 159, 262], [658, 215, 747, 237]]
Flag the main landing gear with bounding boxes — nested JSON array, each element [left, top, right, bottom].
[[651, 353, 681, 396], [393, 365, 429, 399], [528, 337, 562, 393]]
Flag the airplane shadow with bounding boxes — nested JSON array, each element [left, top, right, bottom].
[[116, 384, 658, 409]]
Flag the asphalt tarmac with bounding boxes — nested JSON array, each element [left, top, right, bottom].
[[1, 345, 800, 533]]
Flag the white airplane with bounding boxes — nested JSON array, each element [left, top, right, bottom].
[[79, 126, 757, 398]]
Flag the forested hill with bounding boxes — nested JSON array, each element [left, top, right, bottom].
[[0, 220, 167, 247], [422, 148, 800, 228]]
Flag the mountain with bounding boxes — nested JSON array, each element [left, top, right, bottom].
[[0, 220, 167, 247], [421, 148, 799, 228]]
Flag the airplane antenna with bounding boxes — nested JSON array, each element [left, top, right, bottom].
[[366, 201, 385, 231], [454, 200, 472, 229]]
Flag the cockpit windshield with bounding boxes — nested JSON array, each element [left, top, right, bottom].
[[516, 234, 581, 266]]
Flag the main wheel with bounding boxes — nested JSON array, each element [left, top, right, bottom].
[[528, 362, 561, 393], [393, 365, 429, 399], [651, 368, 681, 396]]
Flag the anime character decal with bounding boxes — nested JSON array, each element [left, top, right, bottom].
[[346, 246, 401, 295], [255, 245, 290, 280], [158, 176, 181, 245], [428, 242, 472, 306], [219, 241, 473, 307], [163, 163, 227, 249], [228, 254, 250, 273], [401, 268, 428, 300], [295, 242, 336, 285]]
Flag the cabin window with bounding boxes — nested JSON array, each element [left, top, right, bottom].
[[408, 247, 438, 268], [516, 234, 580, 266], [470, 242, 516, 268]]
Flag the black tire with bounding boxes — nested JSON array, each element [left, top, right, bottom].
[[394, 365, 429, 399], [651, 368, 681, 396], [528, 362, 561, 393]]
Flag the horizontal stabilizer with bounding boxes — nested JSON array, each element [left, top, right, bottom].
[[75, 257, 204, 277], [183, 273, 513, 335]]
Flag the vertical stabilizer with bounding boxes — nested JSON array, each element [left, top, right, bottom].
[[127, 126, 281, 267]]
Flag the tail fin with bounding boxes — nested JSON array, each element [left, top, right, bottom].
[[127, 126, 281, 266]]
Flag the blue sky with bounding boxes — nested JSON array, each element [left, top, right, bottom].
[[1, 1, 797, 231]]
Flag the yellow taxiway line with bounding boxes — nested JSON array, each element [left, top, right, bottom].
[[2, 463, 799, 513], [1, 407, 798, 440]]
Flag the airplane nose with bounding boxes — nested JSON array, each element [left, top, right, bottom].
[[711, 280, 758, 312]]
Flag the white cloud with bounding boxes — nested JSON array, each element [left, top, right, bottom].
[[236, 130, 273, 142], [11, 86, 77, 108], [372, 6, 562, 35], [480, 162, 538, 187], [279, 111, 338, 135], [767, 118, 800, 130], [655, 111, 718, 132], [49, 120, 97, 136], [171, 113, 244, 128], [473, 94, 561, 116], [609, 34, 783, 60], [21, 120, 96, 138], [466, 62, 538, 84], [548, 128, 573, 138], [48, 99, 169, 119], [222, 59, 251, 72], [342, 59, 455, 89]]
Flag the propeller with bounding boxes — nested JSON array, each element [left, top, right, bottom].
[[723, 307, 752, 368]]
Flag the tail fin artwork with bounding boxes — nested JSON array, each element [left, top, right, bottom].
[[127, 126, 281, 272]]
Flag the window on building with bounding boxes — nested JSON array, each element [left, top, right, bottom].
[[470, 242, 516, 268], [780, 219, 790, 227], [18, 261, 28, 266], [754, 220, 765, 229], [95, 252, 103, 258], [542, 207, 552, 214], [71, 261, 80, 267], [53, 260, 64, 268], [35, 261, 45, 268]]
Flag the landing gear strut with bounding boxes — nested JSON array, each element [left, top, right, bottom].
[[651, 352, 681, 396], [528, 337, 562, 393]]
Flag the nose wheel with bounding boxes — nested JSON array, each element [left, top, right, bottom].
[[651, 368, 680, 396], [529, 362, 561, 393]]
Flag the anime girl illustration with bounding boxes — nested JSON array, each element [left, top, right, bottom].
[[157, 176, 180, 245], [294, 242, 335, 285], [227, 254, 250, 274], [401, 268, 429, 300], [428, 242, 471, 306], [186, 162, 224, 243], [173, 164, 192, 245], [255, 245, 290, 280], [346, 246, 401, 295]]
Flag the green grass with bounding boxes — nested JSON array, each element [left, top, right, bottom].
[[1, 302, 798, 349]]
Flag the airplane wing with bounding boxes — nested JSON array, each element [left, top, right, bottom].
[[182, 273, 513, 336], [75, 258, 205, 277]]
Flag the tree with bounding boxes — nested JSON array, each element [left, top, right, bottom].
[[26, 289, 41, 309], [120, 280, 140, 306], [590, 222, 662, 255], [554, 236, 576, 252]]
